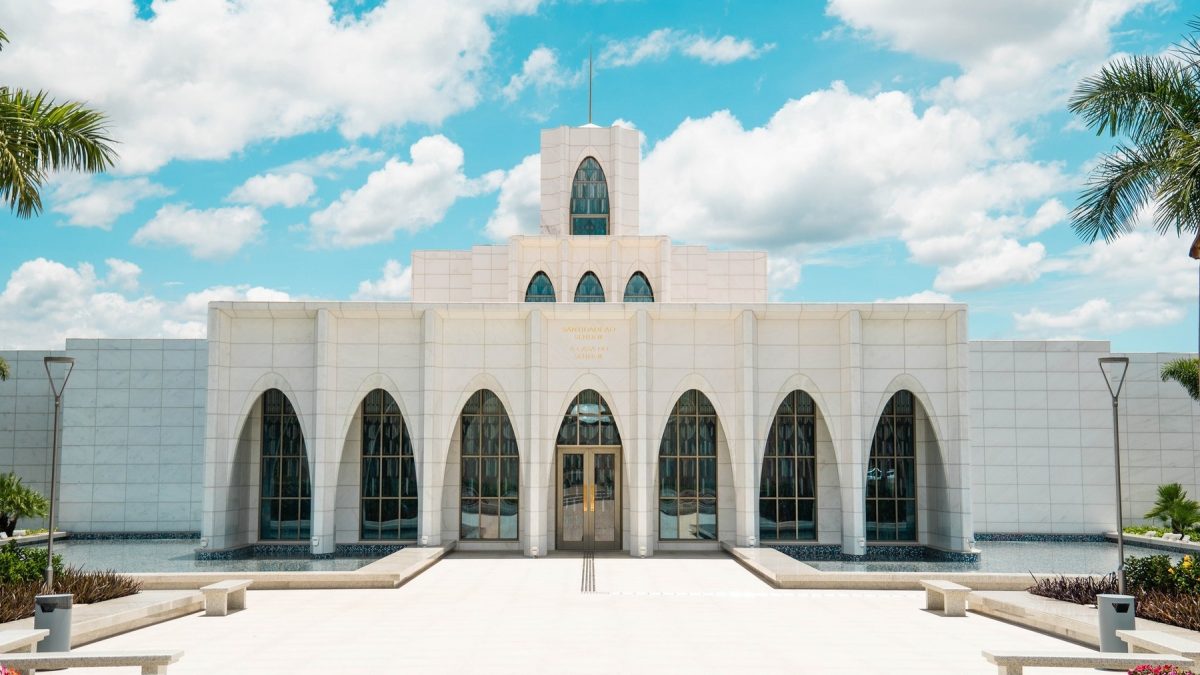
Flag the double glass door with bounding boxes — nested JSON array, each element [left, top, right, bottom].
[[557, 447, 621, 550]]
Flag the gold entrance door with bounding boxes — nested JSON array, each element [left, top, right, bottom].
[[557, 447, 621, 551]]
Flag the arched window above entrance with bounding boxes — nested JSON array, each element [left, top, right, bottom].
[[570, 157, 609, 235], [525, 271, 555, 302], [556, 390, 621, 446], [866, 390, 916, 542], [574, 272, 605, 302], [623, 272, 653, 302]]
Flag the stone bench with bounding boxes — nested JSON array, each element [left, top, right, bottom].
[[0, 649, 183, 674], [0, 630, 48, 653], [982, 649, 1193, 674], [1118, 629, 1200, 659], [920, 579, 970, 617], [201, 579, 252, 616]]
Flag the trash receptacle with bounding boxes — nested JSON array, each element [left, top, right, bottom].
[[1097, 593, 1136, 652], [34, 593, 73, 652]]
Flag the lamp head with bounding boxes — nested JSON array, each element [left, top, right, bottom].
[[42, 356, 75, 398], [1098, 356, 1130, 399]]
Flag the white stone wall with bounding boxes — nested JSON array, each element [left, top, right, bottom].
[[202, 301, 973, 557], [0, 340, 207, 533], [970, 341, 1200, 534]]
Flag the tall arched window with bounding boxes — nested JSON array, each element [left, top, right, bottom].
[[570, 157, 609, 235], [866, 390, 916, 541], [658, 390, 718, 540], [760, 391, 817, 542], [574, 272, 605, 302], [623, 272, 654, 302], [259, 388, 311, 541], [460, 390, 519, 540], [360, 389, 418, 540], [525, 272, 556, 302]]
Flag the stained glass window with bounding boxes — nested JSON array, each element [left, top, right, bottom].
[[570, 157, 609, 235], [623, 272, 654, 302], [525, 272, 555, 302], [574, 272, 605, 303]]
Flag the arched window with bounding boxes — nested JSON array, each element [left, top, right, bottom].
[[360, 389, 417, 540], [525, 272, 556, 302], [574, 272, 605, 302], [866, 390, 916, 541], [570, 157, 609, 235], [760, 391, 817, 542], [557, 390, 621, 446], [658, 390, 718, 540], [460, 390, 519, 540], [259, 389, 311, 541], [623, 272, 654, 302]]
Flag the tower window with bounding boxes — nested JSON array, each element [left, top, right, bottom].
[[570, 157, 609, 235]]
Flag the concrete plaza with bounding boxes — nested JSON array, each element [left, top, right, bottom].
[[79, 552, 1103, 674]]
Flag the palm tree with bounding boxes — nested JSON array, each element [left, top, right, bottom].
[[1069, 19, 1200, 400], [0, 27, 117, 218], [1145, 482, 1200, 534], [0, 357, 7, 381], [1161, 356, 1199, 400]]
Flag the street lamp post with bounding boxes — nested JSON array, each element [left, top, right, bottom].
[[42, 356, 74, 592], [1099, 356, 1130, 594]]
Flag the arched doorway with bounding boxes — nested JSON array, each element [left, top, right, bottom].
[[555, 390, 621, 550]]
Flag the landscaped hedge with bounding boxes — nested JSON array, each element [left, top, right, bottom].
[[1028, 555, 1200, 631], [0, 542, 140, 624]]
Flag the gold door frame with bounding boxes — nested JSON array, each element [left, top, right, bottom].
[[556, 446, 622, 551]]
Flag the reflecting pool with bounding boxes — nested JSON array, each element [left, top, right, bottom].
[[49, 539, 380, 573], [803, 541, 1184, 574]]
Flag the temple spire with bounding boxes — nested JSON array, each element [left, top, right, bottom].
[[588, 48, 593, 125]]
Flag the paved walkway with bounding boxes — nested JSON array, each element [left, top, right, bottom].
[[74, 552, 1109, 673]]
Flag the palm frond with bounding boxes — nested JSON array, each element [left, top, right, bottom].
[[0, 88, 117, 218], [1070, 143, 1166, 242], [0, 357, 8, 382], [1068, 55, 1200, 144], [1161, 357, 1200, 401]]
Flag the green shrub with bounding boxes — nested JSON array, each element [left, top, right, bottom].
[[1126, 554, 1178, 593], [1147, 483, 1200, 534], [0, 541, 63, 584]]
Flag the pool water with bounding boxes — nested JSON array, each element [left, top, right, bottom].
[[804, 541, 1184, 574], [52, 539, 379, 573]]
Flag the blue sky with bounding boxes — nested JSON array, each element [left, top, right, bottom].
[[0, 0, 1196, 352]]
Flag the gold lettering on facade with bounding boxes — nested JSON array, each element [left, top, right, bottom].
[[559, 324, 616, 361]]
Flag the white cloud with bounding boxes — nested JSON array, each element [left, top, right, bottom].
[[0, 256, 298, 348], [485, 154, 541, 240], [683, 35, 776, 65], [310, 135, 499, 248], [273, 146, 386, 178], [881, 290, 955, 303], [826, 0, 1151, 118], [767, 256, 803, 300], [353, 260, 413, 301], [133, 204, 265, 259], [638, 83, 1069, 294], [228, 173, 316, 209], [0, 0, 538, 173], [1014, 225, 1197, 339], [502, 47, 580, 101], [601, 29, 773, 68], [50, 176, 171, 229], [103, 258, 141, 292]]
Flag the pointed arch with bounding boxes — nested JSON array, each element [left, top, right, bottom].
[[623, 271, 654, 302], [866, 390, 917, 542], [657, 389, 719, 540], [458, 389, 519, 541], [574, 271, 605, 302], [359, 389, 418, 540], [258, 388, 312, 541], [524, 271, 556, 302], [556, 389, 622, 446], [760, 390, 819, 541], [570, 156, 609, 235]]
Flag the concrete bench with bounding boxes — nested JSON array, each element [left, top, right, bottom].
[[201, 579, 252, 616], [1118, 629, 1200, 659], [920, 579, 970, 616], [982, 649, 1193, 674], [0, 649, 183, 674], [0, 630, 48, 653]]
